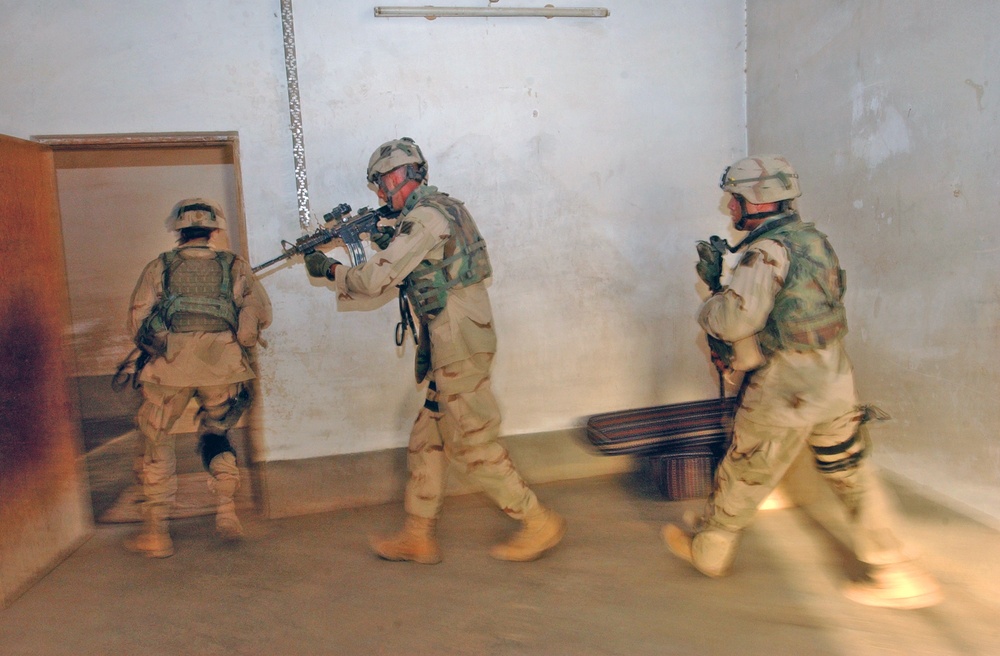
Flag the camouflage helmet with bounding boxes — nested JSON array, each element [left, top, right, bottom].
[[166, 198, 226, 231], [366, 137, 428, 189], [720, 155, 801, 204]]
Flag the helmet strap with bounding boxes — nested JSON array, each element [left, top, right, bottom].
[[734, 196, 787, 231], [379, 165, 425, 204]]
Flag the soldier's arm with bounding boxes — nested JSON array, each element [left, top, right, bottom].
[[233, 257, 273, 346], [698, 239, 789, 343], [335, 207, 448, 301], [127, 259, 163, 335]]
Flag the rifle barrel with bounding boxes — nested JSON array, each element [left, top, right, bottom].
[[252, 252, 292, 273]]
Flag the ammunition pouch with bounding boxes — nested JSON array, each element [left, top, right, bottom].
[[136, 309, 169, 356], [402, 193, 491, 322]]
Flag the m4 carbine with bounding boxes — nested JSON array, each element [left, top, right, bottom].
[[252, 203, 399, 273]]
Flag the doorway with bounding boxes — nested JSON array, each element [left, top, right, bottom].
[[33, 132, 262, 521]]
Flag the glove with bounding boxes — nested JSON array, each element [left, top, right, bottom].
[[304, 251, 339, 279], [696, 239, 724, 293], [706, 334, 733, 372], [370, 225, 395, 251]]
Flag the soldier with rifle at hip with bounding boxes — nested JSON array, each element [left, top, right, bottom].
[[664, 156, 941, 610]]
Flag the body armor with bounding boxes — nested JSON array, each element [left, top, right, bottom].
[[748, 216, 847, 354], [403, 192, 492, 322], [157, 248, 239, 333]]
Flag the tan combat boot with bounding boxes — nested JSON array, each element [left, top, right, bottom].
[[662, 523, 737, 578], [842, 561, 943, 610], [125, 509, 174, 558], [209, 452, 243, 540], [490, 506, 567, 562], [370, 515, 442, 564]]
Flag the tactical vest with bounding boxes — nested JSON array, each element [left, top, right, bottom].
[[158, 248, 239, 333], [746, 216, 848, 353], [403, 192, 492, 322]]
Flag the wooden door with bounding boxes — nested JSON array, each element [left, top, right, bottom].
[[0, 134, 92, 608]]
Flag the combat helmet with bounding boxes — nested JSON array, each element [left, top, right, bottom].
[[366, 137, 428, 191], [720, 155, 801, 204], [167, 198, 226, 231]]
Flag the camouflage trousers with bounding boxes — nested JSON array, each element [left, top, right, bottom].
[[404, 352, 538, 521], [136, 382, 242, 522], [697, 409, 910, 568]]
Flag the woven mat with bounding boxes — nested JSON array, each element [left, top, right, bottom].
[[98, 469, 253, 524]]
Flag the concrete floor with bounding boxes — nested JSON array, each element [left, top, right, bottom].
[[1, 472, 998, 656]]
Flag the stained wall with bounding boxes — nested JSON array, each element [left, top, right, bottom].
[[0, 3, 747, 464], [746, 0, 1000, 520]]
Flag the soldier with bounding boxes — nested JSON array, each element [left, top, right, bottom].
[[304, 138, 566, 564], [125, 199, 272, 558], [664, 156, 942, 609]]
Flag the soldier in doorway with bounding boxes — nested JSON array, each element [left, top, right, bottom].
[[125, 198, 272, 558], [304, 138, 566, 564], [664, 155, 942, 609]]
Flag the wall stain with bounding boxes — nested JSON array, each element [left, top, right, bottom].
[[0, 292, 65, 475], [964, 78, 985, 111]]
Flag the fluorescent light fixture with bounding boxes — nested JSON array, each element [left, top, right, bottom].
[[374, 6, 610, 19]]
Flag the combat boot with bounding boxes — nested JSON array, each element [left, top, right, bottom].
[[490, 506, 566, 562], [209, 452, 243, 540], [370, 515, 442, 564], [663, 523, 737, 578], [125, 511, 174, 559], [842, 561, 943, 610]]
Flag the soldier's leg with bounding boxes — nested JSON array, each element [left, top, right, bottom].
[[129, 383, 194, 557], [196, 383, 245, 539], [665, 412, 808, 577], [370, 383, 446, 564], [808, 411, 941, 608], [437, 354, 565, 561]]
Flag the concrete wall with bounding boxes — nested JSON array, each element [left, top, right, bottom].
[[746, 1, 1000, 520], [0, 2, 747, 464]]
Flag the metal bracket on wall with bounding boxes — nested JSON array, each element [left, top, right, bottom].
[[374, 5, 610, 19], [280, 0, 313, 231]]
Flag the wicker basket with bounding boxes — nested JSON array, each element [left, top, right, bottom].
[[648, 448, 719, 501]]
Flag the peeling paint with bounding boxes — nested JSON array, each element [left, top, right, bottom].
[[850, 83, 911, 172]]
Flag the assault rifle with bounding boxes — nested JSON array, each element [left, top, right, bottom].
[[252, 203, 400, 273]]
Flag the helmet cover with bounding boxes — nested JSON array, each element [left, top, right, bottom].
[[720, 155, 801, 204], [167, 198, 226, 231], [366, 137, 427, 190]]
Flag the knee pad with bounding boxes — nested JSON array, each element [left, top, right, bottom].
[[199, 433, 236, 471]]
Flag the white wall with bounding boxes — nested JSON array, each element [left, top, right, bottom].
[[1, 1, 746, 461], [746, 0, 1000, 520]]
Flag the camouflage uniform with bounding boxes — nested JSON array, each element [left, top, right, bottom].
[[333, 185, 539, 521], [691, 213, 910, 572], [129, 229, 271, 542]]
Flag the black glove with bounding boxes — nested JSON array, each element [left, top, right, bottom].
[[706, 334, 733, 372], [370, 225, 395, 251], [304, 251, 339, 279], [696, 238, 725, 293]]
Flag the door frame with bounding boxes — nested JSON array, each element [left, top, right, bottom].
[[32, 131, 267, 516], [33, 132, 249, 261]]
